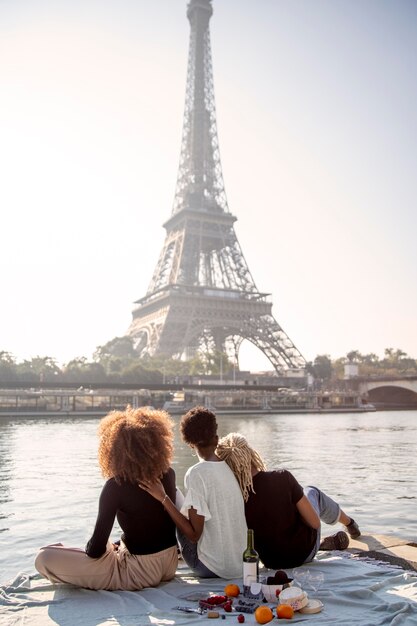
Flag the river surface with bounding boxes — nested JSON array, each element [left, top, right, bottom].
[[1, 410, 416, 584]]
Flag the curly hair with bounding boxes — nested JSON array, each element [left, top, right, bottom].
[[180, 406, 218, 447], [216, 432, 267, 502], [97, 406, 174, 484]]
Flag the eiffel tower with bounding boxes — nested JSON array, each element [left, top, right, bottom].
[[127, 0, 305, 373]]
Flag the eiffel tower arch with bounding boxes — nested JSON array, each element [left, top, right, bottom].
[[127, 0, 306, 373]]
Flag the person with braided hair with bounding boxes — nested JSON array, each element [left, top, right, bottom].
[[216, 432, 361, 569]]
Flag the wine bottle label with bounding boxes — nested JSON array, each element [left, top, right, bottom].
[[243, 561, 257, 587]]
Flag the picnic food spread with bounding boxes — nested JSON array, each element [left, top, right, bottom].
[[176, 569, 324, 621]]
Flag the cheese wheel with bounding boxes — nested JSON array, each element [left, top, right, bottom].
[[278, 586, 308, 611], [299, 599, 324, 614]]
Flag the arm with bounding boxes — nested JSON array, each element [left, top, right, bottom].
[[85, 480, 118, 557], [296, 494, 321, 530], [140, 479, 204, 543]]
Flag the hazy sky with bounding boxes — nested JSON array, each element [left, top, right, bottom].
[[1, 0, 416, 371]]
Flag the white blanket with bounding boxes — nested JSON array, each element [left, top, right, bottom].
[[1, 553, 416, 625]]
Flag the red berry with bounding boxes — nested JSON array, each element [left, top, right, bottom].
[[237, 615, 245, 623], [212, 595, 227, 604], [208, 595, 226, 605], [224, 601, 233, 612], [275, 589, 281, 597]]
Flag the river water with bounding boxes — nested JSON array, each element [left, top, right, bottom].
[[1, 410, 416, 584]]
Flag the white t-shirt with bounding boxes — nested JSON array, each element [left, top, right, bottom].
[[181, 460, 247, 579]]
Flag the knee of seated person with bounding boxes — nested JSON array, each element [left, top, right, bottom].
[[35, 548, 48, 575], [304, 485, 319, 500]]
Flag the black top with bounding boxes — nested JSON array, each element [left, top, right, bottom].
[[85, 468, 177, 558], [244, 470, 317, 569]]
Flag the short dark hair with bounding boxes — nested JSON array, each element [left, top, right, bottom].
[[180, 406, 218, 446]]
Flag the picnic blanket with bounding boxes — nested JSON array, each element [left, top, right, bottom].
[[1, 553, 416, 625]]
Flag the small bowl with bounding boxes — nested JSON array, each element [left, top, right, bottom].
[[261, 584, 283, 603], [261, 581, 292, 603]]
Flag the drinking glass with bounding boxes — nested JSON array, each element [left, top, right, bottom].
[[307, 571, 324, 593], [292, 568, 324, 594], [292, 567, 309, 589]]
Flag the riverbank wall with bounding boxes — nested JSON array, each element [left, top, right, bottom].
[[0, 384, 374, 417]]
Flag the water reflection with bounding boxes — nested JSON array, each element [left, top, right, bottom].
[[0, 420, 14, 533], [0, 410, 416, 583]]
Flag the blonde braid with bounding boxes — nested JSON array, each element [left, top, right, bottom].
[[216, 433, 267, 502]]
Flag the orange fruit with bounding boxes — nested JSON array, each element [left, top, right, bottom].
[[276, 604, 295, 619], [224, 583, 240, 597], [254, 606, 274, 624]]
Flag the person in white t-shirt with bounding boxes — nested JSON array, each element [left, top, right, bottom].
[[139, 406, 247, 578]]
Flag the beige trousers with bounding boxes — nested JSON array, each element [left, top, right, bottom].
[[35, 541, 178, 591]]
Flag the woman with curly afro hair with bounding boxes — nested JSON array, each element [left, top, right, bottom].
[[35, 407, 178, 590], [140, 406, 247, 579]]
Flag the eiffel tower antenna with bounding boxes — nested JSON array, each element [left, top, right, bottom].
[[127, 0, 306, 373]]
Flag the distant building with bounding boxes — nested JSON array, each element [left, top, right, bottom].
[[344, 362, 359, 379]]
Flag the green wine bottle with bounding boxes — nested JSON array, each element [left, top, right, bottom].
[[242, 529, 259, 595]]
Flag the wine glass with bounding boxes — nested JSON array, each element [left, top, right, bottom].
[[291, 567, 310, 590], [292, 568, 324, 595], [306, 571, 324, 594]]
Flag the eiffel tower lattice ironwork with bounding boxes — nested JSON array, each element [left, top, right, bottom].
[[127, 0, 306, 373]]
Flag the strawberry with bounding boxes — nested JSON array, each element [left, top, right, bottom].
[[205, 595, 227, 606], [237, 615, 245, 623]]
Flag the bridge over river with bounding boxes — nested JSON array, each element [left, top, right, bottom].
[[359, 376, 417, 409]]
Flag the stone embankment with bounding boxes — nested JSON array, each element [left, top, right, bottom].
[[348, 533, 417, 571]]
